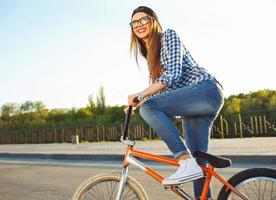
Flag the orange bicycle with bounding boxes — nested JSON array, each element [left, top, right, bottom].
[[73, 103, 276, 200]]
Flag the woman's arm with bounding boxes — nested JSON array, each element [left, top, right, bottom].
[[128, 82, 166, 106], [140, 82, 167, 97]]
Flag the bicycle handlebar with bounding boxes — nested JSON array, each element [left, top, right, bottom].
[[122, 96, 142, 140], [122, 105, 132, 140]]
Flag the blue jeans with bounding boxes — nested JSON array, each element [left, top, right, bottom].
[[139, 79, 224, 198]]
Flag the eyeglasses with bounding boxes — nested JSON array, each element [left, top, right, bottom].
[[129, 16, 151, 29]]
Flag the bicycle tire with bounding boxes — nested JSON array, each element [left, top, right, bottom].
[[217, 168, 276, 200], [72, 172, 149, 200]]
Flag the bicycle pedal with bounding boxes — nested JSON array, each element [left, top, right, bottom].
[[164, 185, 180, 190], [163, 185, 174, 190]]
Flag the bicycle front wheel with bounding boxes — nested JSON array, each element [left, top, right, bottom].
[[217, 168, 276, 200], [72, 172, 149, 200]]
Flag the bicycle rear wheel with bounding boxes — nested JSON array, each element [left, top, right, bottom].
[[72, 172, 149, 200], [217, 168, 276, 200]]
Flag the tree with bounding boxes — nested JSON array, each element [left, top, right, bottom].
[[87, 95, 96, 113], [47, 109, 68, 123], [96, 86, 106, 115], [76, 108, 93, 118], [1, 103, 19, 119], [34, 101, 46, 113], [20, 101, 36, 113], [223, 96, 241, 114], [268, 95, 276, 111], [104, 106, 125, 123]]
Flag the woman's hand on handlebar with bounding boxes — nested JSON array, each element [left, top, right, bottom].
[[123, 106, 135, 116], [125, 93, 146, 115], [128, 93, 143, 106]]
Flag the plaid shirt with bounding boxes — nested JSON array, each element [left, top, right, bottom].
[[154, 29, 214, 95]]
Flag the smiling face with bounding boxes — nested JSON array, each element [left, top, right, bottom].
[[130, 12, 152, 40], [130, 9, 163, 82]]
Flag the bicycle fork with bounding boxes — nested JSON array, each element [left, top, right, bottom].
[[116, 166, 129, 200]]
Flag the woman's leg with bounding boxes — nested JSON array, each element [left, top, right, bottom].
[[139, 79, 224, 186], [139, 79, 223, 158], [139, 99, 190, 157], [184, 115, 217, 198]]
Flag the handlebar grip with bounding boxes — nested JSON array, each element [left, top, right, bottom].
[[122, 96, 144, 140], [133, 96, 143, 104], [123, 105, 132, 140]]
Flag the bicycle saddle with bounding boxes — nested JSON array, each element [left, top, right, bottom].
[[193, 151, 232, 168]]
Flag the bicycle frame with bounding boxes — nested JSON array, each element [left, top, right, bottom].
[[116, 145, 250, 200], [116, 105, 249, 200]]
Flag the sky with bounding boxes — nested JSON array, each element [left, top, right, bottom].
[[0, 0, 275, 109]]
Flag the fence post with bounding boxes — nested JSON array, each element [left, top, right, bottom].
[[91, 127, 94, 141], [134, 125, 137, 139], [136, 125, 138, 139], [26, 130, 30, 144], [111, 127, 114, 140], [223, 118, 229, 136], [263, 116, 267, 133], [120, 123, 123, 135], [259, 116, 263, 134], [2, 130, 4, 144], [234, 122, 237, 136], [238, 114, 243, 138], [181, 119, 185, 139], [14, 131, 16, 144], [220, 115, 224, 139], [71, 127, 79, 144], [42, 129, 45, 143], [38, 130, 40, 144], [54, 128, 57, 143], [139, 125, 141, 139], [149, 125, 152, 139], [250, 117, 254, 134], [254, 116, 259, 134], [15, 131, 18, 144], [102, 125, 105, 141], [62, 128, 65, 143], [97, 126, 100, 142], [140, 125, 142, 139]]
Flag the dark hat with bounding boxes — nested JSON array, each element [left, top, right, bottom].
[[131, 6, 158, 20]]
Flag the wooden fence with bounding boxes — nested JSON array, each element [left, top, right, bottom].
[[214, 114, 276, 138], [0, 113, 275, 144]]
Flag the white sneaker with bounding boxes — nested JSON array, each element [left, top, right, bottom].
[[162, 158, 204, 186]]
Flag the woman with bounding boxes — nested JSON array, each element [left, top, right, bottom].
[[127, 6, 224, 199]]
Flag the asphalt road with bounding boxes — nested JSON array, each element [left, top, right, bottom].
[[0, 160, 275, 200]]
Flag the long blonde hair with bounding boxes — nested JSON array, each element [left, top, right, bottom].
[[130, 16, 163, 82]]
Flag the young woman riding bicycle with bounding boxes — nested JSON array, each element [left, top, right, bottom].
[[127, 6, 224, 199], [72, 5, 276, 200]]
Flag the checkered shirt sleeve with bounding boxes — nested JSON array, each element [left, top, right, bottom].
[[155, 29, 184, 87]]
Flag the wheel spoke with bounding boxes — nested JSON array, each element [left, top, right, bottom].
[[110, 181, 118, 199], [122, 186, 131, 200], [122, 186, 135, 200], [249, 180, 260, 198], [229, 177, 276, 200], [94, 183, 104, 200], [122, 187, 138, 200], [99, 182, 105, 199], [85, 190, 101, 200], [105, 181, 111, 199], [271, 181, 274, 200], [242, 184, 250, 199], [73, 174, 146, 200], [262, 180, 267, 200], [91, 183, 105, 200]]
